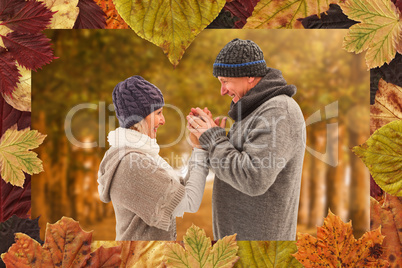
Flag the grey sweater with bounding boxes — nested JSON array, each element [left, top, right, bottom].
[[98, 146, 208, 241], [199, 69, 306, 240]]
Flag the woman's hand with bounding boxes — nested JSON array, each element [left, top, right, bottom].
[[186, 107, 227, 140]]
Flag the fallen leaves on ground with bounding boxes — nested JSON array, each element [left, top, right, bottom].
[[244, 0, 338, 29], [1, 217, 122, 267], [353, 120, 402, 196], [164, 224, 239, 267], [0, 124, 46, 187], [371, 195, 402, 267], [113, 0, 226, 66], [340, 0, 402, 69], [293, 210, 388, 267]]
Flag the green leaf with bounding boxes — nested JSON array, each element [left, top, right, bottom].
[[352, 120, 402, 196], [112, 0, 226, 67], [340, 0, 402, 69], [234, 241, 302, 268], [0, 125, 46, 187], [243, 0, 338, 29], [165, 224, 239, 268]]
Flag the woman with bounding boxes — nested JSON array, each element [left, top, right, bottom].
[[98, 75, 209, 241]]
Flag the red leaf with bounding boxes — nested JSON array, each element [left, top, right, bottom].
[[74, 0, 106, 29], [0, 0, 56, 33], [0, 174, 31, 222], [0, 93, 31, 136], [391, 0, 402, 13], [2, 32, 55, 71], [224, 0, 260, 28], [0, 0, 26, 22], [0, 48, 20, 96]]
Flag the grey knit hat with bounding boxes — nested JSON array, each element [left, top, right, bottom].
[[213, 38, 269, 77], [112, 75, 164, 128]]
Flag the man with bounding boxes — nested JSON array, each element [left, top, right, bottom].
[[187, 38, 306, 240]]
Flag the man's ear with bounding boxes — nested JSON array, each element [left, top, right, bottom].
[[247, 77, 255, 83]]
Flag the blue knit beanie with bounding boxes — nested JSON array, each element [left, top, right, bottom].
[[112, 76, 164, 128]]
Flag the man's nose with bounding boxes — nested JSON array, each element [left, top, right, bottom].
[[221, 86, 228, 96]]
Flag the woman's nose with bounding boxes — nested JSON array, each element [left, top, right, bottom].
[[160, 115, 165, 125]]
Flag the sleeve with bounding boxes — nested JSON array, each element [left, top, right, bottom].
[[172, 148, 209, 217], [199, 107, 296, 197], [109, 152, 185, 231]]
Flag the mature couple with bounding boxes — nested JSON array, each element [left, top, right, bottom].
[[98, 39, 305, 241]]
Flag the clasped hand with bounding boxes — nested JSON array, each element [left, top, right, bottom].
[[186, 107, 227, 149]]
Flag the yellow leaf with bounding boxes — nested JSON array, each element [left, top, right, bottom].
[[370, 79, 402, 134], [244, 0, 338, 29], [0, 26, 12, 48], [352, 120, 402, 196], [165, 224, 239, 268], [340, 0, 402, 69], [0, 125, 46, 187], [1, 65, 31, 112], [113, 0, 226, 66], [43, 0, 80, 29]]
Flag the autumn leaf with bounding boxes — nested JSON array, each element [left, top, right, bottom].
[[0, 215, 42, 268], [370, 79, 402, 134], [223, 0, 259, 28], [43, 0, 80, 29], [352, 120, 402, 196], [0, 0, 55, 33], [113, 0, 226, 66], [1, 217, 122, 267], [73, 0, 106, 29], [300, 4, 358, 29], [244, 0, 338, 29], [370, 195, 402, 266], [234, 241, 302, 268], [340, 0, 402, 69], [370, 53, 402, 105], [0, 125, 46, 187], [2, 31, 55, 71], [293, 210, 388, 267], [95, 0, 129, 29], [0, 174, 31, 222], [1, 65, 31, 112], [165, 224, 239, 268], [0, 47, 20, 96], [0, 0, 26, 22]]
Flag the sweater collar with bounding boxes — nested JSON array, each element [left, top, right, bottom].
[[107, 127, 160, 156], [228, 68, 297, 122]]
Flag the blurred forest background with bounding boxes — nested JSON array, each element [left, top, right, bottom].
[[32, 29, 369, 240]]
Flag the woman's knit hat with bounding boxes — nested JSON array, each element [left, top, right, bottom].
[[112, 75, 164, 128], [213, 38, 269, 78]]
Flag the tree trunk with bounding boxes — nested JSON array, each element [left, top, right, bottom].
[[308, 127, 327, 228], [325, 124, 346, 221]]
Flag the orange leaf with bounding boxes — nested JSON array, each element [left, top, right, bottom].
[[96, 0, 129, 29], [293, 210, 389, 267], [1, 217, 122, 267], [371, 195, 402, 266], [1, 233, 53, 267], [120, 241, 170, 267]]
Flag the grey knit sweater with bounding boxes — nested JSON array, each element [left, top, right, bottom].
[[98, 145, 209, 241], [199, 69, 306, 240]]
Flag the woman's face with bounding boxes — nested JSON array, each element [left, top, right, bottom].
[[144, 108, 165, 139]]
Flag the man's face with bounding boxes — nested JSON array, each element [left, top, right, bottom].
[[218, 76, 250, 103]]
